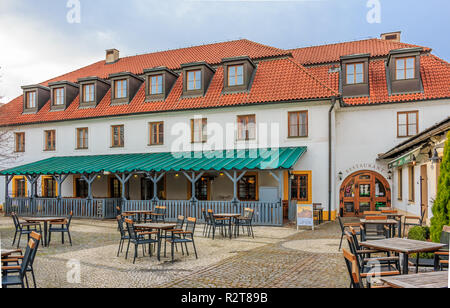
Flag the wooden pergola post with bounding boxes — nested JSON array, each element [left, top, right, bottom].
[[145, 172, 166, 205], [25, 174, 39, 215], [4, 175, 12, 214], [223, 170, 247, 204], [114, 173, 133, 203]]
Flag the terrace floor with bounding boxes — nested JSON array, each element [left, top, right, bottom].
[[0, 216, 349, 288]]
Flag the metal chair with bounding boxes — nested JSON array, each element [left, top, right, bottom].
[[151, 206, 166, 223], [234, 208, 255, 238], [403, 208, 426, 237], [434, 225, 449, 271], [163, 215, 185, 257], [116, 215, 130, 257], [201, 208, 211, 237], [207, 209, 227, 239], [11, 212, 42, 248], [2, 232, 41, 288], [167, 217, 198, 262], [48, 211, 73, 246], [124, 218, 158, 264], [337, 216, 360, 251], [360, 216, 390, 241]]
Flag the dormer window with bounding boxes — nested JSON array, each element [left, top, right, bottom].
[[109, 72, 143, 105], [25, 91, 36, 109], [187, 70, 202, 90], [53, 88, 65, 105], [114, 79, 128, 99], [346, 63, 364, 84], [149, 75, 163, 95], [82, 84, 95, 103], [395, 57, 415, 80], [228, 65, 244, 86], [222, 56, 256, 93]]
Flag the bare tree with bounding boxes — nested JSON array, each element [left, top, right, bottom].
[[0, 66, 17, 169]]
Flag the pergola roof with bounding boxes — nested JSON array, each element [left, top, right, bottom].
[[0, 147, 307, 176]]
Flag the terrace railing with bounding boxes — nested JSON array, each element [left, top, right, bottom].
[[122, 199, 283, 226], [5, 198, 121, 219]]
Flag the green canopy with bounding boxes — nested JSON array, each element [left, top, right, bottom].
[[0, 147, 307, 176]]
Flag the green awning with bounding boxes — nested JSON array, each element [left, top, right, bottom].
[[0, 147, 307, 176]]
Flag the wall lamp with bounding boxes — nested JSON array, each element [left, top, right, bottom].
[[338, 171, 343, 181], [387, 170, 392, 180]]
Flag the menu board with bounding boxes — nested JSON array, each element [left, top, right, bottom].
[[297, 203, 314, 230]]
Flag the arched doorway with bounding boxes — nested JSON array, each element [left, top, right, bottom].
[[339, 170, 391, 217]]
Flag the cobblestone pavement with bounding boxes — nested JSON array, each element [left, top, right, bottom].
[[0, 215, 350, 288]]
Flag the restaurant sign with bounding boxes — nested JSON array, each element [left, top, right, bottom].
[[297, 203, 314, 231], [388, 154, 413, 169]]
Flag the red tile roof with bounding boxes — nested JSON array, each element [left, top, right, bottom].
[[289, 38, 431, 65], [0, 58, 337, 126]]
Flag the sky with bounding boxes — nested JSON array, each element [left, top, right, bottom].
[[0, 0, 449, 103]]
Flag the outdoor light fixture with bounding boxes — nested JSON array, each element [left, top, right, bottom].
[[411, 155, 417, 166], [97, 175, 101, 179], [134, 174, 138, 178], [338, 172, 343, 181], [103, 171, 111, 175], [219, 172, 224, 176], [387, 170, 392, 180], [430, 149, 441, 164], [175, 173, 179, 177]]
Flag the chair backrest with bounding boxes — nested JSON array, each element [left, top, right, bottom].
[[201, 209, 209, 222], [349, 227, 361, 251], [11, 212, 20, 229], [243, 208, 254, 219], [365, 215, 387, 221], [342, 248, 364, 288], [185, 217, 197, 235], [419, 208, 427, 224], [124, 218, 137, 240], [207, 209, 215, 222], [440, 226, 450, 245], [364, 211, 381, 216], [176, 215, 185, 230], [117, 215, 126, 236], [337, 216, 345, 232], [66, 211, 73, 228], [381, 209, 398, 214], [20, 232, 41, 277], [155, 206, 166, 215]]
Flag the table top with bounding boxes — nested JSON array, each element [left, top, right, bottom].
[[381, 271, 448, 288], [214, 213, 241, 218], [360, 219, 399, 225], [22, 217, 66, 222], [134, 223, 176, 230], [361, 238, 446, 254], [1, 249, 21, 257], [122, 210, 153, 214]]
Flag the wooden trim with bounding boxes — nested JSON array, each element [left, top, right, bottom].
[[25, 91, 36, 109], [397, 111, 418, 138], [111, 125, 124, 147], [186, 69, 202, 91], [408, 165, 415, 202], [12, 176, 27, 198], [76, 127, 89, 149], [395, 57, 416, 80], [14, 132, 25, 152], [238, 172, 259, 201], [41, 175, 58, 197], [345, 62, 364, 85], [149, 121, 164, 145], [227, 64, 244, 86], [191, 118, 207, 143], [82, 83, 95, 103], [44, 130, 56, 151], [287, 111, 308, 138], [237, 114, 256, 141], [114, 79, 127, 99], [52, 87, 65, 106], [149, 74, 163, 95], [290, 171, 312, 204], [397, 168, 403, 200]]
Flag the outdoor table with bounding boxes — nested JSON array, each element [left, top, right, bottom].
[[360, 238, 446, 274], [22, 217, 66, 247], [381, 271, 448, 288], [360, 218, 400, 238], [122, 210, 153, 223], [134, 223, 176, 261], [366, 213, 404, 237], [214, 214, 241, 240], [1, 249, 21, 258]]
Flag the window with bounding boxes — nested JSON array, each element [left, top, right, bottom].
[[238, 175, 257, 201], [82, 84, 95, 103], [397, 168, 403, 200], [42, 176, 57, 198], [187, 70, 201, 90], [114, 79, 127, 99], [193, 177, 209, 201], [237, 115, 256, 141], [44, 130, 56, 151], [228, 65, 244, 86], [13, 177, 26, 198], [397, 111, 418, 137], [396, 57, 415, 80], [110, 177, 123, 198], [141, 178, 165, 200], [75, 178, 88, 198], [346, 63, 364, 84], [76, 128, 88, 149], [291, 172, 311, 203], [111, 125, 124, 147], [26, 91, 36, 109], [149, 122, 164, 145], [15, 132, 25, 152], [149, 75, 163, 95], [288, 111, 308, 138], [191, 118, 207, 143], [408, 165, 415, 202], [53, 88, 65, 105]]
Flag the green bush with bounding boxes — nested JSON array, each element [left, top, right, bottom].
[[408, 226, 433, 259], [431, 132, 450, 243]]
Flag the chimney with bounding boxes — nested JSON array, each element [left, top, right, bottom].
[[105, 49, 120, 64], [380, 31, 401, 42]]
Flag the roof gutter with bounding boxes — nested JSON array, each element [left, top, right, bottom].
[[328, 96, 338, 221]]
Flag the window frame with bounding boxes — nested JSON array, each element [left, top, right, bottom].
[[397, 168, 403, 201], [12, 176, 27, 198], [228, 64, 244, 87], [149, 74, 164, 95], [346, 62, 365, 85], [238, 174, 258, 201], [76, 127, 89, 150], [191, 118, 207, 143], [290, 171, 312, 204], [408, 165, 415, 202], [237, 114, 256, 141], [114, 79, 128, 99], [397, 111, 418, 138], [44, 130, 56, 151], [15, 132, 25, 153], [395, 57, 416, 80], [25, 91, 37, 109], [41, 176, 57, 198], [111, 125, 125, 148], [149, 121, 164, 146], [288, 111, 308, 138], [186, 70, 202, 91], [53, 87, 65, 106], [82, 83, 95, 103]]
